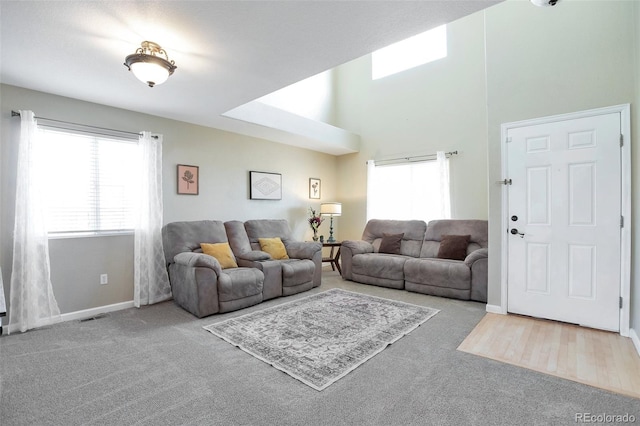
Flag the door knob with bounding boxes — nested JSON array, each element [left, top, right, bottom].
[[510, 228, 525, 238]]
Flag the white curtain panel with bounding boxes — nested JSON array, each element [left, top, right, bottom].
[[365, 160, 376, 222], [134, 132, 172, 307], [436, 151, 451, 219], [8, 110, 61, 334]]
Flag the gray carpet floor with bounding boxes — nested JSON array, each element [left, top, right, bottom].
[[1, 271, 638, 425]]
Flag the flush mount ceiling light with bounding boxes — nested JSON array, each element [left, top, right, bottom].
[[530, 0, 560, 6], [124, 41, 177, 87]]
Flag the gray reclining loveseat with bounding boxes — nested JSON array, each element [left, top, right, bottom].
[[162, 219, 322, 318]]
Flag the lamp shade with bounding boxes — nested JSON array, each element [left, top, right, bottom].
[[320, 202, 342, 216]]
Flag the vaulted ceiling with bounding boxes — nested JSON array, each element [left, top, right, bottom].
[[0, 1, 502, 154]]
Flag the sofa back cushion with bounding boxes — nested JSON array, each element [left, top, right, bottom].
[[420, 220, 488, 258], [244, 219, 294, 251], [225, 220, 253, 256], [162, 220, 229, 265], [362, 219, 427, 258]]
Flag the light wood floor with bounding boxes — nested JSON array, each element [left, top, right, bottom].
[[458, 313, 640, 399]]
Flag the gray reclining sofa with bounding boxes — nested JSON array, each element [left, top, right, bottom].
[[162, 219, 322, 318], [341, 219, 488, 303]]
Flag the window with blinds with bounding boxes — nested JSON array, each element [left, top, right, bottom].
[[367, 159, 451, 222], [37, 128, 139, 236]]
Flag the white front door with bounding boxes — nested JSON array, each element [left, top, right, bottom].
[[506, 112, 621, 331]]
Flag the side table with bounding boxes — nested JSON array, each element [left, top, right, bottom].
[[322, 242, 341, 274]]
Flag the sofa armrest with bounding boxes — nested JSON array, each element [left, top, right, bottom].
[[342, 240, 374, 255], [340, 240, 374, 281], [464, 248, 488, 268], [237, 250, 272, 261], [285, 241, 322, 260], [174, 252, 222, 276]]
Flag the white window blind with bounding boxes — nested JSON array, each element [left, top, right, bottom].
[[367, 155, 451, 222], [37, 128, 139, 235]]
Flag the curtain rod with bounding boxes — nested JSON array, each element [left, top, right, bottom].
[[11, 110, 157, 139], [374, 150, 458, 165]]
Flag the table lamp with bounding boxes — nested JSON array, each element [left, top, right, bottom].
[[320, 202, 342, 243]]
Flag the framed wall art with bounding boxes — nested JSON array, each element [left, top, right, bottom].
[[250, 171, 282, 200], [309, 178, 321, 199], [177, 164, 199, 195]]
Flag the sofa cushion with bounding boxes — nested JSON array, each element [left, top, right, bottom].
[[162, 220, 229, 265], [404, 258, 471, 291], [201, 242, 238, 269], [259, 237, 289, 260], [217, 268, 263, 302], [245, 219, 294, 251], [420, 220, 488, 258], [379, 233, 403, 254], [352, 253, 407, 280], [362, 219, 426, 258], [280, 259, 315, 287], [437, 235, 470, 261]]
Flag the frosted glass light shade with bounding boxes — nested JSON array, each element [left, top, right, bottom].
[[130, 62, 170, 87]]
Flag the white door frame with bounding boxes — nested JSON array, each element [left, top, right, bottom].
[[499, 104, 631, 337]]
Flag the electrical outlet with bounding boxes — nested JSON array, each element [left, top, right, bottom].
[[100, 274, 108, 285]]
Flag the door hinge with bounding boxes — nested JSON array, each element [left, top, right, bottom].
[[620, 297, 623, 309], [506, 137, 512, 144], [620, 134, 624, 147], [620, 215, 624, 228], [497, 179, 512, 185]]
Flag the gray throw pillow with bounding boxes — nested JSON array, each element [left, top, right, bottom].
[[437, 234, 470, 260], [379, 233, 404, 254]]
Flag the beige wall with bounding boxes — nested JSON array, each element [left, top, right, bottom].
[[0, 84, 339, 314], [335, 12, 490, 241]]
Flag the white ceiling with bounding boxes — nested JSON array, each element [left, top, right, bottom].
[[0, 0, 501, 154]]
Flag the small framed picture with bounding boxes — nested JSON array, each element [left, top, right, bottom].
[[250, 171, 282, 200], [177, 164, 199, 195], [309, 178, 321, 199]]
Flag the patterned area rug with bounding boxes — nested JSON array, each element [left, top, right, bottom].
[[203, 288, 439, 390]]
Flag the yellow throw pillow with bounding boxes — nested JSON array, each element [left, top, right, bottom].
[[200, 242, 238, 269], [258, 237, 289, 260]]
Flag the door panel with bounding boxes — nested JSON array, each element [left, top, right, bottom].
[[507, 112, 620, 331]]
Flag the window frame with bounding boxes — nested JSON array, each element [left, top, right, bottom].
[[36, 125, 140, 239]]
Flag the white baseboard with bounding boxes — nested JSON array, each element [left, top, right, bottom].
[[630, 328, 640, 358], [1, 301, 135, 335], [60, 300, 135, 322], [485, 304, 505, 314]]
